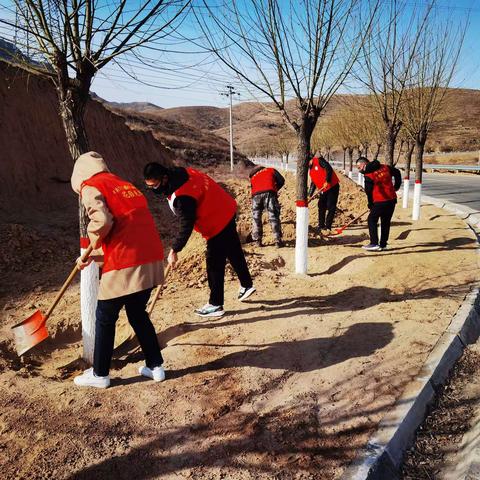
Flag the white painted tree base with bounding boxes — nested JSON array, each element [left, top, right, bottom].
[[295, 205, 309, 274], [80, 249, 99, 364], [412, 182, 422, 220], [402, 178, 410, 209], [348, 171, 353, 179]]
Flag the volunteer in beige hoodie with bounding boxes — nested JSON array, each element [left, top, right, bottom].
[[71, 152, 166, 388]]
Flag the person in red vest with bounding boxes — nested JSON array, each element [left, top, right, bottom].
[[143, 162, 255, 318], [356, 157, 402, 251], [249, 165, 285, 247], [308, 154, 340, 231], [70, 152, 165, 389]]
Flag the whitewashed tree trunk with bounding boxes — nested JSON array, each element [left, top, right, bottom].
[[80, 257, 98, 363], [412, 181, 422, 220], [295, 204, 309, 274], [80, 247, 99, 363], [348, 170, 353, 179], [402, 178, 410, 208]]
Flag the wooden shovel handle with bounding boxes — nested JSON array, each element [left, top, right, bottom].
[[341, 209, 370, 231], [147, 264, 171, 315], [45, 245, 94, 319]]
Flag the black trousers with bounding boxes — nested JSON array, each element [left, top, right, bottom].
[[368, 200, 396, 248], [318, 184, 340, 228], [206, 218, 253, 306], [94, 288, 163, 377]]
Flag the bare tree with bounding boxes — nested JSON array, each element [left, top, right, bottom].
[[359, 0, 434, 166], [195, 0, 377, 273], [275, 132, 296, 166], [402, 16, 465, 219], [1, 0, 190, 360]]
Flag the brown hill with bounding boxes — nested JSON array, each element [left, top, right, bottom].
[[0, 61, 175, 220], [115, 89, 480, 158], [99, 100, 252, 168]]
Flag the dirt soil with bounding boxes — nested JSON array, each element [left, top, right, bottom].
[[0, 172, 479, 480], [401, 344, 480, 479]]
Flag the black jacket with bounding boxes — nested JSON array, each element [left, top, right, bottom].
[[363, 160, 402, 206], [161, 167, 197, 253]]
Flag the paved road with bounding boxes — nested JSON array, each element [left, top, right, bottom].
[[421, 172, 480, 213], [253, 158, 480, 213]]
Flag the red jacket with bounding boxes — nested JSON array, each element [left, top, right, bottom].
[[309, 157, 339, 192], [168, 168, 237, 240], [82, 172, 164, 273], [250, 167, 278, 196], [364, 164, 397, 202]]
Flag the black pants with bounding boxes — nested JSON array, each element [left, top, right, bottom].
[[94, 288, 163, 377], [368, 200, 396, 248], [206, 218, 253, 306], [318, 184, 340, 229]]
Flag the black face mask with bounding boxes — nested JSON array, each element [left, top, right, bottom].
[[146, 178, 167, 196], [151, 185, 166, 196]]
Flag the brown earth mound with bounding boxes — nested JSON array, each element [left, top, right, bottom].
[[0, 61, 174, 219]]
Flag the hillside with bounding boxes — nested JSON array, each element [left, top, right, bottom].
[[99, 100, 251, 168], [110, 88, 480, 158], [0, 61, 176, 221]]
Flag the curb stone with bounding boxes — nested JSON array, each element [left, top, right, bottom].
[[341, 198, 480, 480]]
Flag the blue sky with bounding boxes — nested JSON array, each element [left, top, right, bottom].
[[0, 0, 479, 109], [91, 0, 480, 108]]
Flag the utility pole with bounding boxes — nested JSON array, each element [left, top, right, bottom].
[[220, 85, 240, 171]]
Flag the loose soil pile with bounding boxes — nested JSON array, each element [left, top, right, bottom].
[[0, 171, 478, 480]]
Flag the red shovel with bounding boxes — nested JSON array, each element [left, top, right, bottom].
[[11, 245, 93, 356], [332, 209, 369, 235]]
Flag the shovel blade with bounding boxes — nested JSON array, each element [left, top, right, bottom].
[[11, 311, 49, 356]]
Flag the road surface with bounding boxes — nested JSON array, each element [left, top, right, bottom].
[[421, 172, 480, 213]]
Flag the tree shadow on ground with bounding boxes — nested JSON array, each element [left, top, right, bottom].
[[310, 236, 477, 276], [167, 322, 393, 379], [110, 278, 475, 369], [66, 325, 398, 480]]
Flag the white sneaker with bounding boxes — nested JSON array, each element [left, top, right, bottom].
[[138, 365, 166, 382], [73, 368, 110, 389], [194, 303, 225, 317], [362, 244, 382, 251], [238, 286, 256, 301]]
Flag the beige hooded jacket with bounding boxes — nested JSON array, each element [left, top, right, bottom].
[[71, 152, 164, 300]]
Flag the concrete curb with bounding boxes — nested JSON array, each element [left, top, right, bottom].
[[341, 199, 480, 480]]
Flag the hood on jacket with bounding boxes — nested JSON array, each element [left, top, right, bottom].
[[249, 165, 265, 178], [364, 159, 381, 174], [71, 151, 110, 194]]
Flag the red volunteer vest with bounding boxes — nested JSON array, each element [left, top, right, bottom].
[[82, 172, 164, 273], [309, 157, 339, 191], [250, 168, 278, 196], [169, 168, 237, 240], [364, 164, 397, 203]]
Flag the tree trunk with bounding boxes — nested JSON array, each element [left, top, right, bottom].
[[412, 132, 426, 220], [348, 147, 354, 178], [402, 140, 415, 209], [342, 148, 346, 171], [295, 119, 314, 275], [384, 120, 403, 166], [56, 76, 98, 364], [373, 143, 381, 161]]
